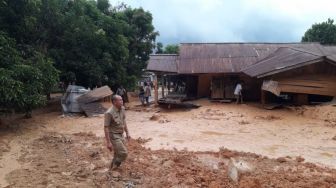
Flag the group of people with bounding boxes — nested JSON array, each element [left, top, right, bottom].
[[115, 82, 153, 108]]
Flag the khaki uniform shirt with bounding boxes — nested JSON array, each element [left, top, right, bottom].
[[104, 106, 126, 134]]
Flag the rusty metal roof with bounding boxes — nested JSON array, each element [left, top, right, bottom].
[[323, 46, 336, 62], [147, 54, 178, 73], [178, 43, 324, 74], [243, 45, 336, 78], [147, 43, 336, 75], [242, 47, 323, 78], [77, 86, 113, 104]]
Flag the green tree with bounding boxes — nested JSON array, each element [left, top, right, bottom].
[[302, 18, 336, 44], [121, 7, 158, 88], [0, 32, 57, 117], [97, 0, 110, 14], [0, 0, 158, 116], [164, 44, 179, 54], [156, 42, 163, 54], [27, 52, 59, 99]]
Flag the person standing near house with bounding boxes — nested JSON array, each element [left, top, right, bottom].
[[104, 95, 131, 170], [144, 82, 151, 105], [234, 81, 243, 104], [138, 85, 145, 106], [116, 85, 128, 107]]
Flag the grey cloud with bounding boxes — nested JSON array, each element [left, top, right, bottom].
[[115, 0, 336, 44]]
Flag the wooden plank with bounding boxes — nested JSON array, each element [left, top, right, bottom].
[[77, 86, 113, 104], [225, 85, 235, 99], [197, 74, 211, 97], [282, 74, 336, 80], [211, 78, 225, 99], [278, 80, 335, 89], [154, 77, 158, 104], [280, 85, 336, 96], [161, 76, 165, 98], [280, 84, 335, 92]]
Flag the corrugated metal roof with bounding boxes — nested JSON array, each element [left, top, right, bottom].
[[323, 46, 336, 62], [147, 54, 178, 73], [242, 47, 323, 77], [147, 43, 335, 75], [77, 86, 113, 104], [327, 55, 336, 62], [178, 43, 324, 74]]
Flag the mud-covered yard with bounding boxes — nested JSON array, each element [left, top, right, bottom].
[[0, 96, 336, 187]]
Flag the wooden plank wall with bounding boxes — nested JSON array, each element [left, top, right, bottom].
[[239, 74, 262, 101], [278, 75, 336, 96], [197, 74, 211, 97], [196, 73, 261, 101], [269, 62, 336, 97]]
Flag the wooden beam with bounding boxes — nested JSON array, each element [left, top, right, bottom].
[[278, 80, 336, 88], [154, 75, 158, 104], [167, 76, 171, 94], [280, 85, 336, 96], [161, 76, 165, 98]]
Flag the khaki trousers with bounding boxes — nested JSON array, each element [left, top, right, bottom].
[[109, 133, 128, 167]]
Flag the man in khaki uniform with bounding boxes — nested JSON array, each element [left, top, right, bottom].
[[104, 95, 131, 170]]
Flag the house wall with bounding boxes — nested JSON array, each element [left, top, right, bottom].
[[197, 74, 212, 97], [239, 74, 262, 101], [186, 75, 198, 98], [194, 73, 261, 101], [267, 62, 336, 97], [269, 61, 336, 79]]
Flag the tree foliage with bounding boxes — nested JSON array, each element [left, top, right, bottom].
[[0, 32, 53, 117], [155, 43, 179, 54], [155, 42, 164, 54], [0, 0, 158, 116], [302, 18, 336, 44], [164, 44, 179, 54]]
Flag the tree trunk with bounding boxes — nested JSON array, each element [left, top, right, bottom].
[[47, 93, 51, 100]]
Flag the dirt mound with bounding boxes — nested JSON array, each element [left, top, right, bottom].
[[5, 132, 336, 187], [292, 105, 336, 126]]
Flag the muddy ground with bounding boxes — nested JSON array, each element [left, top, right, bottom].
[[0, 95, 336, 187]]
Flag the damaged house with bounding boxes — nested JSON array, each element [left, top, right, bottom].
[[61, 85, 113, 116], [147, 43, 336, 105]]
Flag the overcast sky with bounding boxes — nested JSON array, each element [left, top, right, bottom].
[[112, 0, 336, 45]]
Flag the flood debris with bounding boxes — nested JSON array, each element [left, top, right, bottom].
[[61, 85, 113, 117]]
